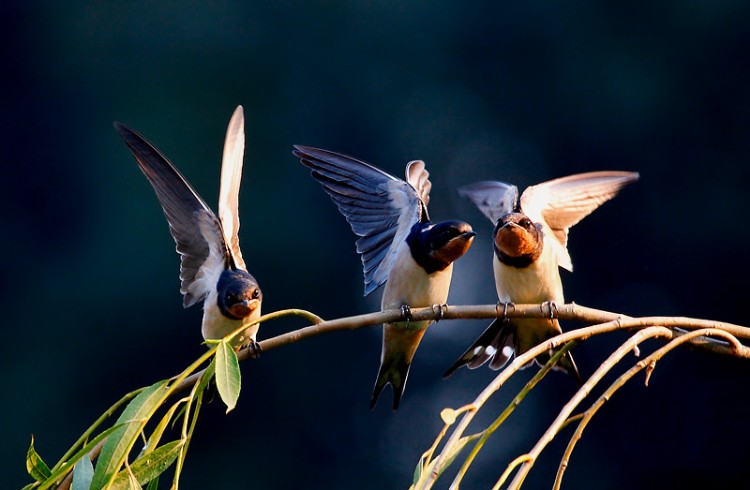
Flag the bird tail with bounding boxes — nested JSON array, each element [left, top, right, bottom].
[[370, 327, 427, 410], [444, 318, 583, 384], [537, 347, 583, 385], [443, 319, 515, 378]]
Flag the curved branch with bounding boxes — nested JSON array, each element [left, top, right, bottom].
[[506, 326, 674, 489], [55, 304, 750, 490], [418, 315, 750, 490], [552, 328, 743, 489]]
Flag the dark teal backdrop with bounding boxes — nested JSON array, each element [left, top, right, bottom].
[[3, 2, 749, 489]]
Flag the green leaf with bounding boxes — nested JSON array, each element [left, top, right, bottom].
[[437, 433, 482, 479], [171, 363, 214, 487], [91, 380, 169, 489], [215, 340, 241, 413], [412, 452, 427, 487], [412, 433, 482, 487], [110, 441, 184, 490], [72, 455, 94, 490], [124, 468, 143, 490], [38, 420, 133, 490], [141, 400, 185, 458], [195, 360, 216, 396], [145, 476, 159, 490], [26, 436, 51, 481]]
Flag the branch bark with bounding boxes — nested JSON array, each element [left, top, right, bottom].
[[54, 304, 750, 490], [417, 313, 750, 490]]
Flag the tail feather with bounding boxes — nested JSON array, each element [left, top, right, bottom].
[[370, 327, 427, 410], [520, 319, 583, 384], [537, 349, 583, 385], [370, 358, 411, 410], [443, 319, 515, 378], [445, 318, 584, 384]]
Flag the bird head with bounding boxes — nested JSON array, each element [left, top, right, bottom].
[[217, 270, 262, 320], [494, 213, 543, 261]]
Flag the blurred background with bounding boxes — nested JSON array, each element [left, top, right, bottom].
[[3, 2, 750, 489]]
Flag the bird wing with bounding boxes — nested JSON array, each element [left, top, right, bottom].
[[218, 105, 247, 271], [405, 159, 431, 216], [520, 171, 640, 271], [458, 181, 519, 224], [294, 145, 426, 295], [114, 122, 228, 307]]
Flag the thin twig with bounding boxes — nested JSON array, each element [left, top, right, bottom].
[[449, 343, 577, 489], [552, 328, 743, 490], [418, 314, 750, 490], [51, 305, 750, 490], [506, 326, 673, 489]]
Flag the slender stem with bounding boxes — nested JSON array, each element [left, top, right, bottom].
[[50, 387, 145, 473], [552, 328, 742, 490], [51, 305, 750, 490], [491, 455, 533, 490], [507, 326, 674, 489], [418, 312, 750, 489], [450, 343, 576, 489]]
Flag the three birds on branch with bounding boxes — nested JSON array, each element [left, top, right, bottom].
[[114, 105, 638, 410]]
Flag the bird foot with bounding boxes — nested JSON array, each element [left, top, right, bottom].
[[542, 301, 558, 320], [496, 301, 515, 323], [245, 340, 263, 359], [400, 304, 412, 322], [432, 303, 447, 321]]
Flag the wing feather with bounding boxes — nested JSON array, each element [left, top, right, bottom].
[[218, 105, 246, 270], [294, 145, 425, 295], [458, 181, 519, 224], [406, 160, 431, 214], [520, 171, 639, 271], [114, 122, 228, 307]]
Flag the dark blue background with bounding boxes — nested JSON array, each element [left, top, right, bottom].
[[3, 2, 750, 489]]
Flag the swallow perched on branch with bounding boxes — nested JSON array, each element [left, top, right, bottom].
[[114, 106, 262, 352], [444, 171, 639, 380], [294, 146, 476, 409]]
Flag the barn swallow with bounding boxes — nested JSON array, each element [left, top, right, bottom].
[[114, 106, 262, 351], [294, 146, 475, 409], [444, 171, 639, 380]]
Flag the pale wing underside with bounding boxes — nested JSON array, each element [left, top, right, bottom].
[[218, 105, 246, 270], [458, 181, 519, 224], [520, 171, 639, 271], [405, 160, 431, 216], [114, 122, 228, 307], [294, 145, 425, 295]]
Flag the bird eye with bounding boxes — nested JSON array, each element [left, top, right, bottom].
[[252, 288, 260, 299], [521, 218, 533, 228]]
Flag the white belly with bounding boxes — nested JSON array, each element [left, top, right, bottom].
[[493, 246, 564, 304], [381, 245, 453, 329]]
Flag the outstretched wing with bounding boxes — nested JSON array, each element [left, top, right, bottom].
[[294, 145, 426, 295], [218, 105, 247, 271], [458, 181, 519, 224], [405, 160, 431, 218], [520, 171, 639, 271], [114, 122, 228, 307]]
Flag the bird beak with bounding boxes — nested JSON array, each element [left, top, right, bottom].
[[229, 298, 261, 319]]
